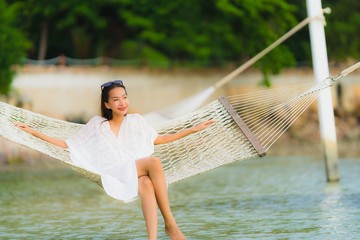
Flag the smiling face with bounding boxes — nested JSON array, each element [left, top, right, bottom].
[[104, 87, 129, 117]]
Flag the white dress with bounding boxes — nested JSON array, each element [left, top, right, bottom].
[[65, 114, 158, 203]]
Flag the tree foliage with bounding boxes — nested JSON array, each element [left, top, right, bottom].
[[324, 0, 360, 61], [0, 0, 29, 95], [1, 0, 359, 94], [10, 0, 360, 66], [12, 0, 298, 70]]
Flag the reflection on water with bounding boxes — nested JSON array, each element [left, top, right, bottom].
[[0, 157, 359, 239]]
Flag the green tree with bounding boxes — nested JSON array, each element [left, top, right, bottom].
[[0, 0, 29, 95], [15, 0, 108, 59], [8, 0, 360, 69], [117, 0, 298, 72], [285, 0, 360, 66], [325, 0, 360, 62]]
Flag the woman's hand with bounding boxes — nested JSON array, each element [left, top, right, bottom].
[[14, 122, 35, 135], [155, 120, 215, 145], [14, 122, 68, 149], [191, 120, 215, 133]]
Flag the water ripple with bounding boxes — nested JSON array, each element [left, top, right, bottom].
[[1, 157, 359, 239]]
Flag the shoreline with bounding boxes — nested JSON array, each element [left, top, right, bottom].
[[6, 64, 360, 121]]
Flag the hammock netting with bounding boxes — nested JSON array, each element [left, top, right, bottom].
[[0, 80, 330, 186], [0, 62, 358, 186]]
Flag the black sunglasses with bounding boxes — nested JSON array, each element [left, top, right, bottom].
[[101, 80, 124, 90]]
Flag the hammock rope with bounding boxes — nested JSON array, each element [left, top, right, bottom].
[[0, 62, 359, 186]]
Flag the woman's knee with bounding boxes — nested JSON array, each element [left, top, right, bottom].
[[149, 157, 163, 171], [136, 157, 163, 176]]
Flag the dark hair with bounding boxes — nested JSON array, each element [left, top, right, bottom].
[[100, 82, 127, 120]]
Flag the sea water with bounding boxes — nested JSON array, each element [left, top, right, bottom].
[[0, 156, 359, 239]]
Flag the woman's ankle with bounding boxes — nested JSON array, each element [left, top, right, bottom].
[[164, 224, 186, 240], [164, 217, 177, 229]]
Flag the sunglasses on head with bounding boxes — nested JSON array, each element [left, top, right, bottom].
[[101, 80, 124, 90]]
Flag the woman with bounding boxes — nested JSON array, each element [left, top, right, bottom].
[[15, 80, 214, 240]]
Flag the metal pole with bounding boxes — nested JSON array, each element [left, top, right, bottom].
[[306, 0, 339, 181]]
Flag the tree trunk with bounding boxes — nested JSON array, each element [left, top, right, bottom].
[[38, 20, 49, 62]]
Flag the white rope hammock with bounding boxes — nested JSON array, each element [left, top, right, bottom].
[[1, 62, 359, 186]]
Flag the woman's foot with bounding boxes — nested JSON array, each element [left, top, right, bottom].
[[165, 224, 186, 240]]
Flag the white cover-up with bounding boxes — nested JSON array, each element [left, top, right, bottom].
[[65, 114, 158, 203]]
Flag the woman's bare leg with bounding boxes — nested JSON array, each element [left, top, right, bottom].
[[138, 176, 158, 240], [136, 157, 186, 240]]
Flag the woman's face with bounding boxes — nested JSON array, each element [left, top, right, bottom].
[[104, 87, 129, 117]]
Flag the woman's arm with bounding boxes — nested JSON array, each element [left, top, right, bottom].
[[154, 120, 214, 145], [15, 122, 68, 149]]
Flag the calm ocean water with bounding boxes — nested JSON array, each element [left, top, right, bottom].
[[0, 156, 359, 239]]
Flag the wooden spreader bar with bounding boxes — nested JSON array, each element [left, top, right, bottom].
[[218, 96, 266, 157]]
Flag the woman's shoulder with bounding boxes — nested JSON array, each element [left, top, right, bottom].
[[126, 113, 147, 124], [88, 115, 106, 121], [87, 116, 107, 125], [126, 113, 142, 119]]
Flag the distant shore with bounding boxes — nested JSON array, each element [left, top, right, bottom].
[[6, 64, 360, 121]]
